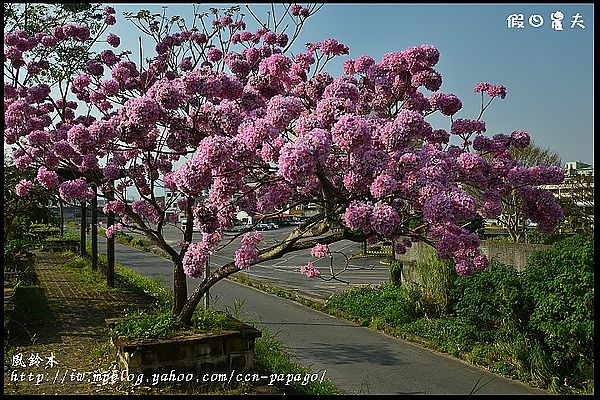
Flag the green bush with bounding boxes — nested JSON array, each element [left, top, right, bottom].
[[521, 235, 594, 388], [4, 238, 38, 268], [525, 230, 573, 245], [130, 237, 147, 248], [44, 231, 77, 241], [415, 245, 455, 316], [389, 261, 403, 287], [449, 260, 528, 343], [327, 284, 424, 327]]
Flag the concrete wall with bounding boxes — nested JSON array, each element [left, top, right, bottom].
[[395, 240, 552, 285]]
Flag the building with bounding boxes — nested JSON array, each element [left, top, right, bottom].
[[564, 161, 594, 177], [539, 161, 594, 230]]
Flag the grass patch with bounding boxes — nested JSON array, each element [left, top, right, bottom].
[[113, 261, 171, 305], [44, 231, 78, 241], [254, 329, 340, 395], [63, 255, 115, 289], [110, 308, 243, 342], [327, 283, 425, 327], [80, 241, 172, 306]]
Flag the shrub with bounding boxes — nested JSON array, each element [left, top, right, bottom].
[[130, 237, 146, 248], [111, 308, 242, 341], [525, 230, 573, 245], [389, 260, 403, 287], [415, 245, 455, 316], [521, 235, 594, 388], [449, 260, 528, 343], [327, 284, 424, 327]]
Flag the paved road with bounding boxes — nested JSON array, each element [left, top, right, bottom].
[[95, 236, 547, 395], [120, 225, 391, 299]]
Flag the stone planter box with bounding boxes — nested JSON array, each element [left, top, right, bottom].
[[43, 239, 80, 253], [106, 318, 262, 376], [32, 227, 60, 240]]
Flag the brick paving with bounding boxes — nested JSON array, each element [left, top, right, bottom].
[[3, 250, 295, 395], [4, 251, 157, 395]]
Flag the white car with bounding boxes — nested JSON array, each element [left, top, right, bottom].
[[181, 219, 201, 232]]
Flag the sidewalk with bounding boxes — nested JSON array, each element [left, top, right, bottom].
[[4, 250, 300, 395], [4, 251, 155, 395]]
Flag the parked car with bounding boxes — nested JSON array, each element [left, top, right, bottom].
[[267, 223, 279, 230], [255, 223, 270, 231]]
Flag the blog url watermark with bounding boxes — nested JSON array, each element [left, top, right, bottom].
[[9, 368, 328, 387]]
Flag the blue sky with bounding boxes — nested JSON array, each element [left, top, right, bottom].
[[108, 3, 594, 165]]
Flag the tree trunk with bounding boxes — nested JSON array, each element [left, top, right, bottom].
[[173, 197, 194, 317], [59, 199, 64, 236], [178, 262, 239, 324], [172, 259, 188, 316]]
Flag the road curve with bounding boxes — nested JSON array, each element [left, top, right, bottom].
[[95, 236, 548, 395]]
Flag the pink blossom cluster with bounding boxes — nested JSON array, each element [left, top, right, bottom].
[[235, 232, 263, 269], [256, 182, 293, 212], [310, 244, 329, 258], [37, 167, 59, 189], [234, 239, 259, 270], [370, 172, 398, 199], [265, 95, 304, 129], [331, 115, 371, 152], [451, 119, 486, 137], [300, 261, 320, 279], [103, 200, 127, 216], [290, 4, 311, 17], [317, 38, 349, 56], [429, 92, 462, 116], [343, 201, 374, 234], [182, 242, 209, 278], [105, 223, 124, 238], [15, 179, 34, 197], [131, 200, 160, 224], [59, 179, 94, 203], [370, 204, 401, 238], [474, 82, 507, 99], [278, 128, 331, 185], [480, 190, 502, 218], [518, 187, 564, 233]]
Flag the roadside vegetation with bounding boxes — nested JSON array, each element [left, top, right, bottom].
[[326, 235, 594, 395], [83, 224, 593, 395]]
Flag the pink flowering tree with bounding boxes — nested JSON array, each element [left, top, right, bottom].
[[4, 3, 564, 324]]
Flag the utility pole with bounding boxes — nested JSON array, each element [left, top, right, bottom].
[[80, 201, 86, 257], [91, 184, 98, 271], [203, 255, 210, 309], [106, 210, 115, 287]]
